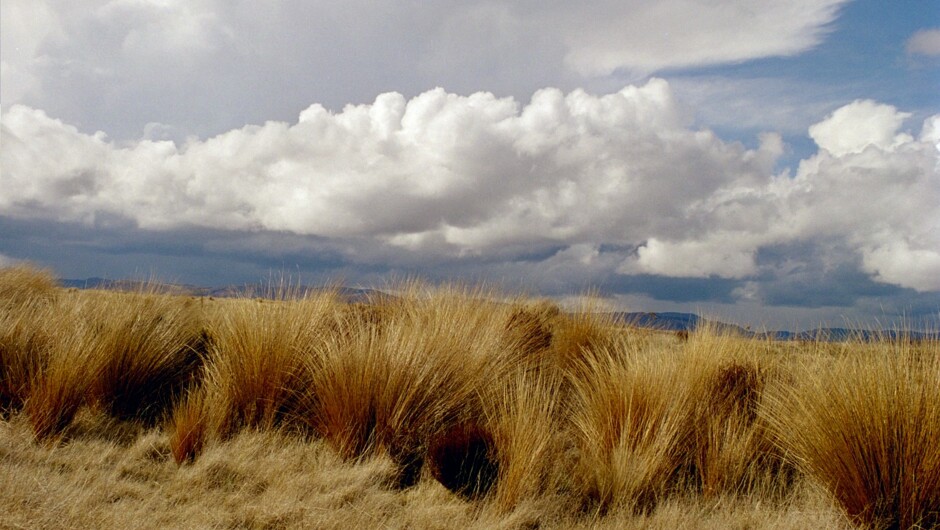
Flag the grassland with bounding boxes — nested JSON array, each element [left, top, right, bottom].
[[1, 265, 938, 529]]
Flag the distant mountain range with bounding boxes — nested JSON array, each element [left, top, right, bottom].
[[59, 278, 939, 342], [614, 312, 939, 342], [59, 278, 383, 303]]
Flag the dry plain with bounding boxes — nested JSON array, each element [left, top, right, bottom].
[[1, 266, 937, 529]]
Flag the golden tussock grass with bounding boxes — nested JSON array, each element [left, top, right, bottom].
[[487, 368, 566, 510], [1, 264, 938, 529], [762, 340, 940, 529], [196, 293, 338, 437], [299, 284, 522, 487], [0, 265, 59, 412], [567, 339, 697, 513], [22, 289, 208, 440], [681, 329, 793, 501]]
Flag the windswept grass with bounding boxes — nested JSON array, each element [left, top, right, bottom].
[[0, 265, 59, 412], [681, 329, 791, 500], [166, 292, 342, 463], [300, 285, 524, 487], [23, 290, 209, 440], [567, 340, 697, 513], [0, 264, 59, 306], [196, 293, 339, 437], [763, 340, 940, 529], [487, 369, 566, 511], [85, 291, 209, 423], [1, 265, 938, 529], [0, 296, 54, 412]]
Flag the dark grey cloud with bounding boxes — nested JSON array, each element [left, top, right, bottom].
[[755, 243, 902, 307], [0, 217, 350, 285], [4, 213, 940, 330]]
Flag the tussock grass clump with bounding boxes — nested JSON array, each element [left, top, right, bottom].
[[680, 330, 788, 500], [487, 369, 566, 510], [691, 360, 778, 498], [182, 293, 341, 444], [85, 291, 209, 424], [502, 300, 559, 360], [764, 342, 940, 529], [24, 297, 100, 440], [303, 285, 519, 487], [0, 265, 59, 412], [1, 298, 54, 412], [25, 289, 209, 439], [565, 329, 791, 513], [424, 299, 567, 505], [0, 264, 59, 307], [426, 369, 565, 506], [550, 304, 621, 373], [567, 341, 697, 513]]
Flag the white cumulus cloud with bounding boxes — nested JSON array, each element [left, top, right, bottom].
[[808, 100, 912, 156], [2, 80, 938, 292], [621, 236, 760, 279], [862, 242, 940, 292]]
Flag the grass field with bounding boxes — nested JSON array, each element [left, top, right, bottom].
[[1, 265, 938, 529]]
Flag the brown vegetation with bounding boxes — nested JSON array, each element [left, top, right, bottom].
[[1, 264, 938, 529]]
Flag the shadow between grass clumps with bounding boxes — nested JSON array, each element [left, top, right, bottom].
[[426, 422, 500, 500]]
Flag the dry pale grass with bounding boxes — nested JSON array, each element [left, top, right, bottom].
[[84, 291, 208, 424], [0, 265, 59, 412], [299, 284, 524, 487], [681, 329, 793, 501], [567, 339, 698, 513], [0, 409, 850, 530], [763, 340, 940, 529], [21, 289, 208, 440], [197, 293, 339, 437], [0, 296, 53, 413], [486, 369, 567, 511], [0, 264, 59, 307], [1, 265, 937, 529]]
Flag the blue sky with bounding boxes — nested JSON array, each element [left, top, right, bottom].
[[2, 0, 938, 329], [664, 0, 938, 165]]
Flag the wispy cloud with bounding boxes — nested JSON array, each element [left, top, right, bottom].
[[556, 0, 848, 75], [906, 28, 940, 57], [0, 253, 21, 268], [1, 0, 849, 140]]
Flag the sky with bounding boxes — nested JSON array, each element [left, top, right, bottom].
[[1, 0, 939, 330]]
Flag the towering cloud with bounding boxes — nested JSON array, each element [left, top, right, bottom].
[[3, 81, 938, 293]]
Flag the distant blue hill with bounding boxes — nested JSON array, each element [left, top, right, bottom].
[[59, 278, 938, 341], [615, 311, 939, 342], [59, 278, 386, 304]]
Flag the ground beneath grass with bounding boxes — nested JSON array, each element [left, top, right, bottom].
[[1, 410, 847, 530]]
